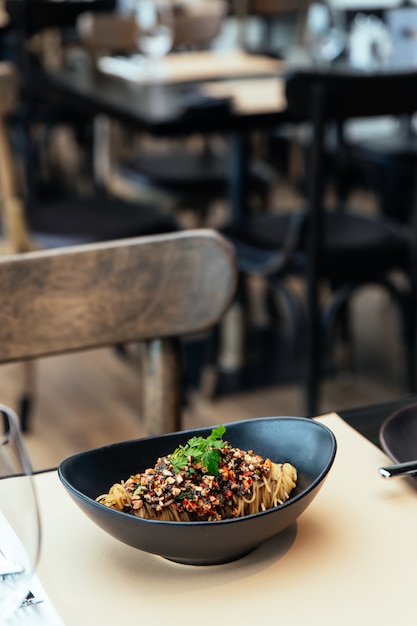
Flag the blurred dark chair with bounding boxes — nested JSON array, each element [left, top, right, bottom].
[[338, 121, 417, 226], [5, 0, 115, 191], [75, 4, 275, 223], [332, 6, 417, 228], [222, 68, 417, 415], [241, 0, 310, 52], [0, 61, 176, 242], [0, 230, 236, 434], [0, 62, 179, 249]]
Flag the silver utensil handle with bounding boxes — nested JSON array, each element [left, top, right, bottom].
[[19, 590, 43, 609], [379, 460, 417, 478]]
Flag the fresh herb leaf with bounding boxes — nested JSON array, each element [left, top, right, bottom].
[[209, 425, 226, 442], [170, 425, 226, 475], [202, 448, 221, 475]]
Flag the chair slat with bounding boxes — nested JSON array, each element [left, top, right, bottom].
[[0, 230, 236, 362]]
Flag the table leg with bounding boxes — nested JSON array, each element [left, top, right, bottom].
[[228, 131, 251, 225], [219, 131, 253, 379], [305, 82, 326, 416]]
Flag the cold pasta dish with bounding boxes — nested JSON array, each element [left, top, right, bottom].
[[96, 425, 297, 522]]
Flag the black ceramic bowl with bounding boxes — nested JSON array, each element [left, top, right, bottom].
[[58, 416, 337, 565]]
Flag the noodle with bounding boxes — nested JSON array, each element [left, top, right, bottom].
[[96, 427, 297, 522]]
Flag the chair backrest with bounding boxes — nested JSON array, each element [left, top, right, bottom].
[[284, 67, 417, 207], [232, 0, 309, 48], [0, 229, 237, 434], [77, 0, 227, 56], [6, 0, 117, 37], [285, 68, 417, 121], [283, 66, 417, 416], [172, 0, 227, 49], [248, 0, 305, 17], [77, 11, 138, 56]]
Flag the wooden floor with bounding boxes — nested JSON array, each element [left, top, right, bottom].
[[0, 282, 408, 472]]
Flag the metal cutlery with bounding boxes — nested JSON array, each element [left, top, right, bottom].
[[19, 590, 43, 609], [0, 550, 43, 610], [379, 459, 417, 478]]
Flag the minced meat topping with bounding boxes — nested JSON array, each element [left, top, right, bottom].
[[122, 441, 272, 521]]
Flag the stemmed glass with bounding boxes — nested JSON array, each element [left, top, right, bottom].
[[305, 2, 347, 65], [134, 0, 174, 81], [0, 405, 41, 624]]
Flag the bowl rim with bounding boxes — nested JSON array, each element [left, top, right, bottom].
[[58, 415, 337, 527]]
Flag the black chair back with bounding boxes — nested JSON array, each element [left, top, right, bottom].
[[285, 68, 417, 120]]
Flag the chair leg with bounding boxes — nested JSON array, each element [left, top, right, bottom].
[[19, 394, 32, 433], [324, 280, 417, 393], [321, 283, 358, 373], [199, 272, 250, 398], [19, 361, 36, 432], [141, 337, 183, 435], [114, 343, 129, 358], [397, 289, 417, 393], [372, 280, 417, 393], [199, 324, 221, 399], [267, 278, 305, 356]]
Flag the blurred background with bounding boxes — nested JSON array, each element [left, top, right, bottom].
[[0, 0, 414, 470]]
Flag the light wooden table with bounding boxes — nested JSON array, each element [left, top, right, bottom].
[[11, 412, 417, 626]]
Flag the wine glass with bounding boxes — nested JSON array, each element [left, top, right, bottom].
[[349, 13, 393, 70], [134, 0, 174, 80], [0, 405, 41, 624]]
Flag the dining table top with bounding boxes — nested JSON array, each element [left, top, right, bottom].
[[32, 47, 417, 135], [5, 394, 417, 626], [32, 49, 290, 136]]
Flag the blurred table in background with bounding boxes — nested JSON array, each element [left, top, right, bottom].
[[33, 50, 287, 224], [5, 0, 117, 35]]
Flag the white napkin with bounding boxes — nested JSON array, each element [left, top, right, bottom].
[[0, 511, 65, 626], [97, 54, 168, 83], [6, 575, 65, 626]]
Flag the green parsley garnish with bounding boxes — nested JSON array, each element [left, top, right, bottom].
[[170, 425, 226, 475]]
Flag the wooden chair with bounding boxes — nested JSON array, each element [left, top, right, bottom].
[[77, 2, 228, 57], [0, 229, 237, 434]]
